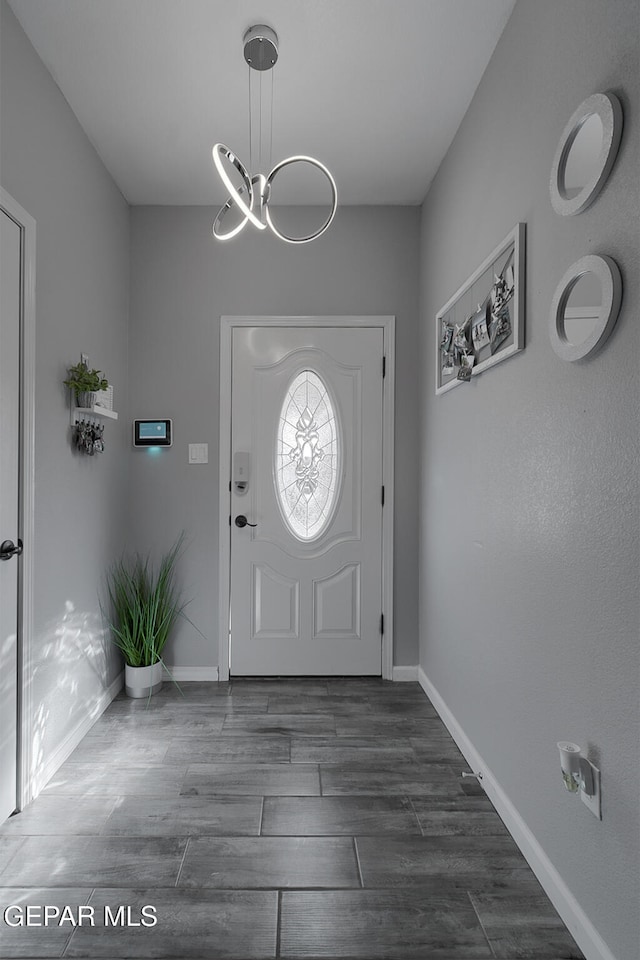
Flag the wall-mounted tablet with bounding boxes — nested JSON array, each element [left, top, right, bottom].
[[133, 419, 173, 447]]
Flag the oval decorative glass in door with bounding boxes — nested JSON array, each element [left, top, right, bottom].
[[275, 369, 340, 540]]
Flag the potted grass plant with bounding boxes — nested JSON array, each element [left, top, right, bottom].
[[105, 536, 185, 698]]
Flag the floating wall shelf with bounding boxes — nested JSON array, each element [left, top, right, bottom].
[[70, 404, 118, 426], [73, 405, 118, 421]]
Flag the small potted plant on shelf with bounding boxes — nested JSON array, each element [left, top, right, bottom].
[[64, 360, 109, 409], [105, 536, 185, 698]]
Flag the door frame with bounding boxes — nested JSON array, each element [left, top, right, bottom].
[[218, 315, 395, 681], [0, 188, 36, 810]]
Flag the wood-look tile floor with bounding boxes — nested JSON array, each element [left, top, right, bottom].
[[0, 679, 584, 959]]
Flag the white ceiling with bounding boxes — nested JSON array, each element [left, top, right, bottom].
[[8, 0, 516, 206]]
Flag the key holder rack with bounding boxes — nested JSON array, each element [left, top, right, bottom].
[[72, 417, 106, 456], [70, 403, 118, 456]]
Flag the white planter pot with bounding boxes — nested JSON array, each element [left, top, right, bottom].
[[76, 391, 98, 408], [125, 661, 163, 698]]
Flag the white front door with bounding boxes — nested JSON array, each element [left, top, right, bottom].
[[0, 208, 21, 821], [230, 325, 384, 675]]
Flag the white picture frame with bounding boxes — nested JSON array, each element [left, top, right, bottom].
[[435, 223, 526, 395]]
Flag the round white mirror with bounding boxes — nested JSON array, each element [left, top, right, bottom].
[[549, 255, 622, 361], [550, 93, 623, 216]]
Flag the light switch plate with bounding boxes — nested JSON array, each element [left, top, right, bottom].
[[188, 443, 208, 464], [581, 762, 601, 819]]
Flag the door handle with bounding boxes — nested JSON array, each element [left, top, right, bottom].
[[235, 515, 258, 529], [0, 539, 23, 561]]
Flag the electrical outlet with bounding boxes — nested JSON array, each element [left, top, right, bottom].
[[581, 761, 601, 819], [81, 353, 89, 365]]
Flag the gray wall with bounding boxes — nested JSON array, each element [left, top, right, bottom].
[[129, 205, 420, 669], [1, 2, 130, 785], [418, 2, 639, 958]]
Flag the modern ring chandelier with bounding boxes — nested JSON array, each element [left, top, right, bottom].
[[212, 24, 337, 244]]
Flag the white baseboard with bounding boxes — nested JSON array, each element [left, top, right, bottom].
[[164, 666, 219, 682], [417, 667, 615, 960], [31, 670, 124, 800], [392, 665, 418, 681]]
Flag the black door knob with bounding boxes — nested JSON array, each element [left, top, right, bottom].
[[0, 539, 23, 561], [235, 515, 258, 528]]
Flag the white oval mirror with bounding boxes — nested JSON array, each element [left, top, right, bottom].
[[549, 255, 622, 361], [550, 93, 623, 216]]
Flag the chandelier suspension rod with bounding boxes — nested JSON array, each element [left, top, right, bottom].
[[259, 68, 262, 173], [269, 66, 274, 171], [248, 63, 252, 174]]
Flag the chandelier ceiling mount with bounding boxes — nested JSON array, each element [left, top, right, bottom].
[[242, 24, 279, 71]]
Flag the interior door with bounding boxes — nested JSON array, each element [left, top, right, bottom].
[[0, 208, 21, 821], [230, 325, 384, 675]]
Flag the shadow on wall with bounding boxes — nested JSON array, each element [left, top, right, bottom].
[[29, 600, 116, 797]]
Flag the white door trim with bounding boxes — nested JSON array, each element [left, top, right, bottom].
[[218, 316, 395, 681], [1, 188, 36, 809]]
